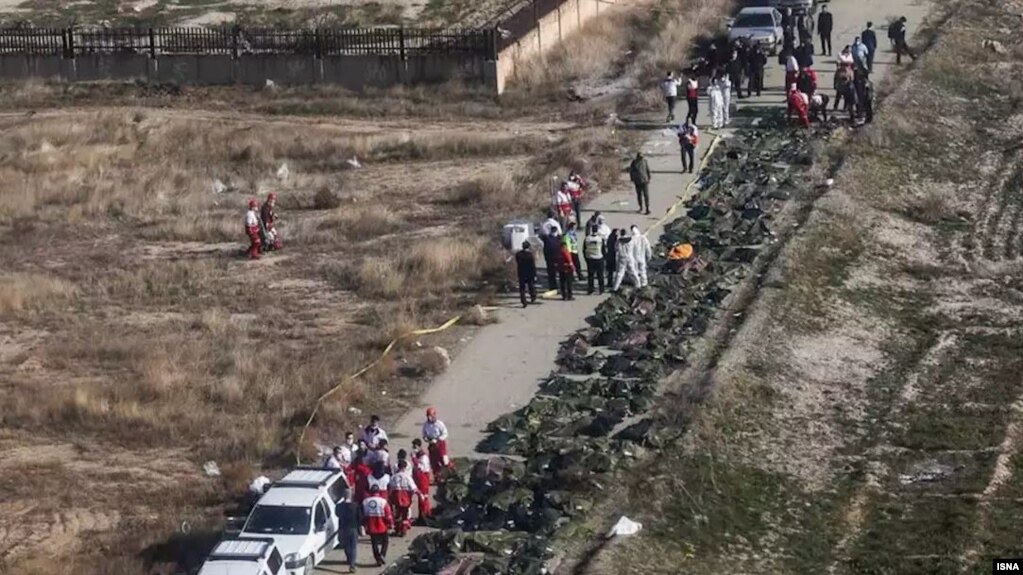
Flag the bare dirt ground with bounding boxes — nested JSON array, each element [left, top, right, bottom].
[[571, 0, 1023, 573], [0, 86, 635, 573]]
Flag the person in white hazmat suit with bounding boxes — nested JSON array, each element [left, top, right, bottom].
[[708, 74, 725, 129], [630, 225, 653, 288], [612, 231, 640, 291]]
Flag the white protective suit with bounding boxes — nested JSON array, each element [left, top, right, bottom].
[[719, 76, 732, 125], [708, 80, 724, 129], [630, 225, 653, 288], [612, 235, 640, 291]]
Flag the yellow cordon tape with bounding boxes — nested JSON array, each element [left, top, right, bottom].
[[645, 134, 723, 234], [295, 314, 463, 464], [295, 136, 723, 464]]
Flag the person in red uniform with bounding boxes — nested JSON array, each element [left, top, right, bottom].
[[787, 84, 811, 128], [559, 237, 576, 301], [421, 407, 453, 472], [410, 439, 432, 521], [362, 485, 394, 566], [351, 453, 372, 507], [244, 199, 261, 260], [259, 192, 282, 252], [387, 459, 419, 536]]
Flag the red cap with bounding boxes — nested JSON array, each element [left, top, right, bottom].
[[248, 199, 259, 208], [426, 407, 437, 418]]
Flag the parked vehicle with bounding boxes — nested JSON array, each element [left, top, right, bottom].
[[199, 538, 285, 575], [239, 468, 349, 575], [728, 7, 785, 55]]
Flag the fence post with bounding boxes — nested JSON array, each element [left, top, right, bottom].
[[148, 28, 155, 58], [232, 26, 239, 59], [315, 28, 323, 59], [398, 26, 406, 61], [66, 28, 75, 59]]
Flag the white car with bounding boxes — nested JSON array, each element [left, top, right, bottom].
[[239, 468, 349, 575], [728, 7, 784, 55], [199, 537, 284, 575]]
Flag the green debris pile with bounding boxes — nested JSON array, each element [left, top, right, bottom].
[[385, 127, 835, 574]]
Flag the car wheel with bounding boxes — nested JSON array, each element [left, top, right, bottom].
[[303, 556, 315, 575]]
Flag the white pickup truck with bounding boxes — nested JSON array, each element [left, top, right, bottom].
[[198, 537, 285, 575], [238, 468, 350, 575]]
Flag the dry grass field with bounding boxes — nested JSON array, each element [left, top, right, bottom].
[[0, 99, 630, 573]]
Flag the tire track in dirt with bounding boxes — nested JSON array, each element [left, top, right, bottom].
[[977, 150, 1023, 261]]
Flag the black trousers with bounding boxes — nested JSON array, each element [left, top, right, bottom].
[[820, 33, 832, 55], [665, 96, 677, 121], [680, 144, 695, 173], [634, 182, 649, 212], [571, 253, 583, 279], [572, 199, 582, 227], [518, 278, 536, 306], [605, 257, 616, 287], [586, 258, 605, 294], [730, 73, 745, 98], [748, 69, 764, 96], [686, 96, 698, 123], [559, 271, 574, 300], [544, 256, 559, 290], [866, 48, 875, 70], [370, 533, 389, 564], [895, 40, 915, 63]]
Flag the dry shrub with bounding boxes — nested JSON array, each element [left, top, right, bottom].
[[324, 204, 405, 241], [451, 173, 522, 211], [400, 237, 487, 285], [414, 346, 451, 375], [219, 461, 259, 497], [313, 186, 341, 210], [354, 258, 406, 299], [0, 272, 76, 313]]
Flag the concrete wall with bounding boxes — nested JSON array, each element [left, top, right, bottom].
[[0, 52, 496, 90], [495, 0, 619, 93]]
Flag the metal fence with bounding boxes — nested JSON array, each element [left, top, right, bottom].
[[0, 27, 498, 59]]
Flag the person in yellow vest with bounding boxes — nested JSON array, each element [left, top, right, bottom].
[[565, 221, 584, 281]]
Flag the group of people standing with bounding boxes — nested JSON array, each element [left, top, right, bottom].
[[243, 192, 282, 260], [515, 206, 653, 307], [326, 409, 452, 570]]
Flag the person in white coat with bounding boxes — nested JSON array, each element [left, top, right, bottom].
[[708, 74, 725, 129], [612, 232, 640, 291], [629, 225, 653, 288], [718, 73, 732, 125]]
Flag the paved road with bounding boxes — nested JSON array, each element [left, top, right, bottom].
[[314, 0, 930, 572]]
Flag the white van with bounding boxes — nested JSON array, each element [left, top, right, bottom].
[[239, 468, 349, 575], [198, 537, 284, 575]]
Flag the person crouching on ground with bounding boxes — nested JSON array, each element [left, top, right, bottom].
[[787, 84, 811, 128], [388, 459, 419, 537], [362, 486, 394, 567], [809, 92, 830, 122], [244, 198, 261, 260], [515, 240, 537, 308]]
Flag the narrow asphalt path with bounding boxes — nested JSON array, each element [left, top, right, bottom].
[[315, 0, 930, 571]]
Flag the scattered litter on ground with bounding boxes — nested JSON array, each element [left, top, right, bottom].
[[202, 461, 220, 477], [606, 516, 643, 538]]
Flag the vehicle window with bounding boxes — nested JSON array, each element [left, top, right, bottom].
[[734, 13, 776, 27], [327, 478, 348, 504], [314, 501, 327, 530], [243, 505, 311, 535], [267, 547, 283, 575]]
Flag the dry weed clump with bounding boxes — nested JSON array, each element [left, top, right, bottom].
[[322, 204, 406, 241], [0, 272, 77, 313]]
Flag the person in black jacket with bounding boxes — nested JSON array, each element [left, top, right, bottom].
[[515, 241, 537, 308], [541, 233, 562, 292], [746, 43, 766, 97], [861, 22, 878, 71], [605, 229, 619, 288], [892, 17, 916, 64], [817, 5, 833, 56]]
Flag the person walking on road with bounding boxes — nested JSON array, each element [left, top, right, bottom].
[[861, 22, 878, 71], [719, 72, 732, 125], [335, 495, 360, 574], [541, 231, 562, 292], [708, 72, 725, 129], [388, 460, 419, 537], [630, 225, 652, 288], [661, 71, 682, 122], [628, 152, 651, 215], [677, 119, 699, 174], [892, 16, 916, 64], [852, 37, 869, 76], [747, 43, 766, 97], [612, 231, 639, 292], [583, 224, 606, 295], [817, 5, 833, 56], [685, 74, 699, 124], [515, 240, 537, 308], [728, 41, 747, 99], [362, 486, 394, 567], [605, 229, 619, 288]]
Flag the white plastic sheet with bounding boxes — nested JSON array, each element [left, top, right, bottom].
[[606, 516, 643, 538]]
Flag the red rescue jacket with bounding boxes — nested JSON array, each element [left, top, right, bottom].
[[362, 495, 394, 535]]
